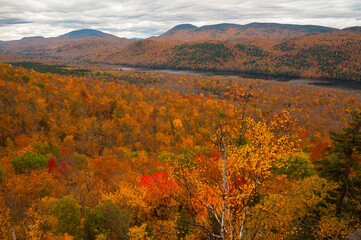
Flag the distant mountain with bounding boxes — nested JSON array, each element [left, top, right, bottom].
[[21, 36, 45, 40], [342, 26, 361, 34], [240, 22, 335, 33], [59, 29, 119, 39], [167, 24, 198, 32], [150, 22, 338, 42], [0, 29, 134, 59], [1, 23, 360, 82]]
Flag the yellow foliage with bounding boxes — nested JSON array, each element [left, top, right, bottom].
[[128, 223, 152, 240], [0, 207, 11, 240], [95, 233, 108, 240], [59, 233, 75, 240], [151, 220, 177, 240], [314, 205, 356, 240], [101, 185, 148, 210], [173, 118, 183, 129], [25, 206, 45, 240], [25, 197, 58, 239], [249, 175, 333, 239]]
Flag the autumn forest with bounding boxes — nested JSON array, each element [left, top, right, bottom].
[[0, 22, 361, 240]]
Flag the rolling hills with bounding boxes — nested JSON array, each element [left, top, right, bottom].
[[0, 23, 360, 81], [102, 27, 361, 81], [0, 29, 135, 60]]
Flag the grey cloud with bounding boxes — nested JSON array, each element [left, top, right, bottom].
[[0, 18, 31, 25], [51, 20, 102, 26], [0, 0, 360, 40]]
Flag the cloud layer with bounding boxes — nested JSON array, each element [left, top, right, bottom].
[[0, 0, 360, 40]]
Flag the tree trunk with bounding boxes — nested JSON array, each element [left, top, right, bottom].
[[11, 226, 16, 240], [336, 157, 350, 217], [218, 125, 227, 240], [239, 207, 247, 240]]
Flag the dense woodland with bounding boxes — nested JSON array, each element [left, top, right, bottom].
[[0, 60, 360, 239], [102, 29, 361, 82]]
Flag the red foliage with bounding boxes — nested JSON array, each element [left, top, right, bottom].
[[58, 162, 70, 175], [229, 177, 247, 197], [192, 152, 222, 189], [80, 88, 89, 99], [46, 156, 70, 177], [59, 145, 74, 161], [46, 157, 57, 173], [140, 171, 177, 198], [233, 178, 247, 189], [310, 142, 328, 162], [300, 130, 307, 139], [352, 154, 361, 163]]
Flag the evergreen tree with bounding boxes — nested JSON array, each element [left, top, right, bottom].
[[318, 111, 361, 219]]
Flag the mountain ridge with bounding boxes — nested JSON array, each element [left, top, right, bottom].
[[59, 29, 120, 39], [21, 36, 45, 40], [151, 22, 339, 42], [0, 29, 135, 57]]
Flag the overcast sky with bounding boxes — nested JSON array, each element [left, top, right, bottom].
[[0, 0, 360, 41]]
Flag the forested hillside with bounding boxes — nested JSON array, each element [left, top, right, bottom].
[[0, 30, 134, 60], [1, 24, 360, 82], [149, 23, 337, 42], [0, 62, 360, 239], [103, 29, 361, 81]]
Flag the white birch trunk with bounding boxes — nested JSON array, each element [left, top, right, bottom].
[[11, 226, 16, 240], [239, 207, 247, 240], [219, 126, 227, 240]]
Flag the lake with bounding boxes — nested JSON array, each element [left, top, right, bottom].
[[116, 66, 361, 92]]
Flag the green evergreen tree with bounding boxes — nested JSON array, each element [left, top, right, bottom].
[[318, 111, 361, 219]]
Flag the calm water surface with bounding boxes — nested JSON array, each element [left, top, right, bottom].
[[116, 66, 361, 92]]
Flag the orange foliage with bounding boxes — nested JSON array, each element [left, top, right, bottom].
[[0, 60, 358, 239], [140, 171, 178, 200]]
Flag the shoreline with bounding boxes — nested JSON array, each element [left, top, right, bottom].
[[112, 64, 361, 92]]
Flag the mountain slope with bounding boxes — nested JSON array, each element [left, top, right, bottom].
[[150, 22, 338, 42], [1, 23, 360, 82], [342, 26, 361, 34], [59, 29, 119, 39], [103, 29, 361, 82], [0, 29, 135, 59]]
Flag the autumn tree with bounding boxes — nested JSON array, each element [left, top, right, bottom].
[[54, 195, 81, 237], [317, 110, 361, 223], [170, 111, 329, 239], [83, 200, 131, 240]]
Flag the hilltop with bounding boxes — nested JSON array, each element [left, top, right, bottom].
[[0, 29, 135, 59], [150, 22, 337, 42], [59, 29, 120, 39]]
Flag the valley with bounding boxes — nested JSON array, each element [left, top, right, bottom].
[[114, 65, 361, 92], [1, 23, 361, 83]]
